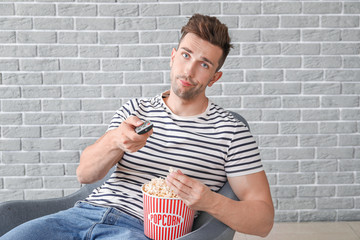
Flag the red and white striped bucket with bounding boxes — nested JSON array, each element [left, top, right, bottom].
[[142, 188, 195, 240]]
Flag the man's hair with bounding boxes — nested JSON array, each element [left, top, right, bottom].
[[179, 14, 233, 72]]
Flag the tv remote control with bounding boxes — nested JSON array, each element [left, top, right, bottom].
[[135, 120, 153, 135]]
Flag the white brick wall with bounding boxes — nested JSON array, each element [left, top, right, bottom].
[[0, 1, 359, 222]]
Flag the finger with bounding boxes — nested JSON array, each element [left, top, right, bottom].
[[126, 115, 143, 127]]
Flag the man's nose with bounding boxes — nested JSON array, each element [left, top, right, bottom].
[[185, 61, 196, 78]]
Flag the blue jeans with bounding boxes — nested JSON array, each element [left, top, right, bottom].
[[1, 202, 150, 240]]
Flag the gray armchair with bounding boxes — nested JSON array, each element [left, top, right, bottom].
[[0, 111, 249, 239]]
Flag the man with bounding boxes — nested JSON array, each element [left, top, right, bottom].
[[1, 14, 273, 239]]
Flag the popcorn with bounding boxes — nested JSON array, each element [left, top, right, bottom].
[[142, 168, 178, 198]]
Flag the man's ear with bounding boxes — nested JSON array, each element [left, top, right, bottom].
[[170, 48, 177, 67], [208, 71, 222, 87]]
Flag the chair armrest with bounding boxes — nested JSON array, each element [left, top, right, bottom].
[[178, 181, 239, 240]]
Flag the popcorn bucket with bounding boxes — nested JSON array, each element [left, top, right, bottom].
[[142, 187, 195, 240]]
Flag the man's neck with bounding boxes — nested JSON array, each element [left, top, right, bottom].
[[163, 91, 209, 117]]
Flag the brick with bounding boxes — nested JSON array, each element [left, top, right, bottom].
[[340, 160, 360, 172], [2, 100, 41, 112], [0, 45, 36, 57], [317, 148, 354, 159], [230, 30, 260, 42], [41, 151, 79, 164], [320, 122, 357, 134], [322, 16, 359, 28], [58, 4, 97, 16], [4, 177, 42, 189], [60, 59, 99, 71], [22, 86, 61, 98], [20, 59, 59, 71], [80, 46, 118, 58], [339, 135, 360, 147], [0, 190, 23, 202], [342, 82, 360, 94], [102, 59, 141, 71], [300, 135, 337, 147], [62, 138, 96, 151], [263, 161, 298, 173], [16, 3, 55, 16], [223, 83, 261, 96], [262, 110, 300, 121], [141, 31, 179, 43], [300, 160, 337, 172], [260, 136, 297, 147], [223, 2, 260, 15], [24, 190, 63, 200], [76, 18, 114, 30], [63, 86, 101, 98], [282, 43, 320, 55], [275, 211, 298, 222], [26, 164, 64, 176], [224, 57, 261, 69], [142, 84, 170, 98], [24, 113, 62, 125], [64, 112, 103, 124], [242, 43, 280, 55], [44, 176, 80, 188], [246, 70, 283, 82], [181, 2, 220, 15], [82, 99, 120, 111], [3, 126, 40, 138], [318, 172, 354, 185], [0, 31, 15, 43], [278, 148, 315, 160], [303, 83, 340, 95], [157, 17, 187, 30], [0, 86, 20, 98], [338, 185, 360, 197], [280, 122, 318, 134], [42, 126, 80, 137], [279, 198, 316, 210], [43, 72, 82, 85], [142, 58, 170, 71], [264, 83, 301, 95], [281, 16, 319, 28], [82, 125, 108, 138], [342, 29, 360, 41], [262, 30, 300, 42], [100, 4, 138, 17], [344, 57, 360, 68], [263, 57, 301, 68], [300, 211, 336, 222], [270, 186, 297, 198], [286, 70, 323, 82], [302, 29, 341, 42], [264, 2, 301, 14], [39, 45, 78, 57], [17, 31, 56, 43], [0, 59, 19, 71], [0, 3, 14, 15], [117, 17, 156, 30], [338, 210, 360, 221], [59, 32, 97, 44], [0, 165, 24, 176], [65, 163, 78, 175], [218, 70, 244, 82], [243, 96, 281, 108], [0, 17, 32, 30], [124, 72, 162, 84], [282, 96, 320, 108], [0, 113, 22, 125], [323, 43, 360, 55], [43, 100, 81, 111], [34, 18, 73, 30], [326, 70, 360, 82], [141, 4, 179, 16], [344, 2, 360, 13], [304, 2, 342, 14], [298, 186, 335, 197], [321, 96, 359, 108], [100, 32, 139, 44], [210, 97, 241, 109], [240, 16, 279, 28], [278, 173, 315, 185], [2, 73, 42, 85], [120, 45, 159, 58], [103, 85, 141, 98], [22, 139, 61, 151], [2, 152, 39, 164], [84, 72, 123, 85], [302, 110, 340, 121]]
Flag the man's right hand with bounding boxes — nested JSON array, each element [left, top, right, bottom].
[[109, 116, 153, 153]]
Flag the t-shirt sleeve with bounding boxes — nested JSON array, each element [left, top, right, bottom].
[[224, 123, 264, 177], [106, 100, 136, 132]]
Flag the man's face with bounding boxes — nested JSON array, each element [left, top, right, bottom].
[[170, 33, 223, 100]]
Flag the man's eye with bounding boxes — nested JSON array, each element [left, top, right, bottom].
[[201, 63, 209, 69], [182, 53, 189, 58]]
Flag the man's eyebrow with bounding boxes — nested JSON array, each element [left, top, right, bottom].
[[180, 47, 215, 67]]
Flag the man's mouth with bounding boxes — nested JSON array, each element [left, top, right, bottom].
[[179, 79, 192, 87]]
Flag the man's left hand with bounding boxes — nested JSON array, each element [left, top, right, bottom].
[[166, 170, 215, 211]]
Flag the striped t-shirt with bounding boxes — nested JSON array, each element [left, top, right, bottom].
[[84, 91, 263, 221]]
